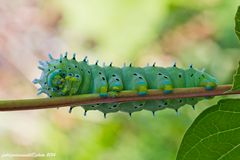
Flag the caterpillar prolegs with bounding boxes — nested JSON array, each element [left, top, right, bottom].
[[33, 53, 217, 117]]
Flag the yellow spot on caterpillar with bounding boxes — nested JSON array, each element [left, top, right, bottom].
[[200, 82, 216, 88], [112, 86, 121, 91], [164, 85, 173, 91], [100, 86, 108, 93], [138, 85, 147, 93], [207, 82, 216, 87]]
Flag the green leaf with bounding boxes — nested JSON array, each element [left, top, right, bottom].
[[235, 6, 240, 40], [177, 99, 240, 160], [231, 61, 240, 91]]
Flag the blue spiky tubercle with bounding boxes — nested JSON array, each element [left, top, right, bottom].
[[33, 53, 217, 118]]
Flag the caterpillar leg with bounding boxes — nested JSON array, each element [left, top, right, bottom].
[[162, 81, 173, 94], [199, 76, 217, 99], [132, 73, 148, 96], [186, 97, 202, 110], [156, 76, 173, 94], [69, 105, 76, 113], [107, 74, 123, 97], [99, 86, 108, 97], [97, 103, 120, 118], [121, 66, 148, 96], [143, 100, 166, 116], [165, 98, 186, 113], [81, 103, 101, 116], [119, 101, 145, 116], [203, 82, 217, 91], [105, 66, 123, 91], [90, 65, 108, 97], [136, 81, 148, 96], [143, 66, 173, 94]]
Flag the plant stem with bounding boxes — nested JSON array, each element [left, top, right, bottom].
[[0, 84, 239, 111]]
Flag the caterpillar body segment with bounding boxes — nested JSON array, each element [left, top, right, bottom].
[[119, 101, 146, 115], [121, 66, 148, 96], [143, 66, 173, 93], [89, 64, 108, 97], [33, 53, 217, 117], [104, 66, 124, 92]]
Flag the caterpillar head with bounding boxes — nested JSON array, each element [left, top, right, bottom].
[[34, 53, 83, 97]]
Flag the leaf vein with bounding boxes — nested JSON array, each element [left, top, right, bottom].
[[182, 126, 240, 160]]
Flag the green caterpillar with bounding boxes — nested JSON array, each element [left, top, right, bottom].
[[33, 53, 217, 117]]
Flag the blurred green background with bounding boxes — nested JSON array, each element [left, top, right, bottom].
[[0, 0, 239, 159]]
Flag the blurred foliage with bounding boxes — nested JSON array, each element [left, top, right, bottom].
[[0, 0, 239, 160], [236, 6, 240, 41]]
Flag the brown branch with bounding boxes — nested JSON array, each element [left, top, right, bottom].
[[0, 84, 239, 111]]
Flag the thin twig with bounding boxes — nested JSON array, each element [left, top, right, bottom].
[[0, 84, 239, 111]]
